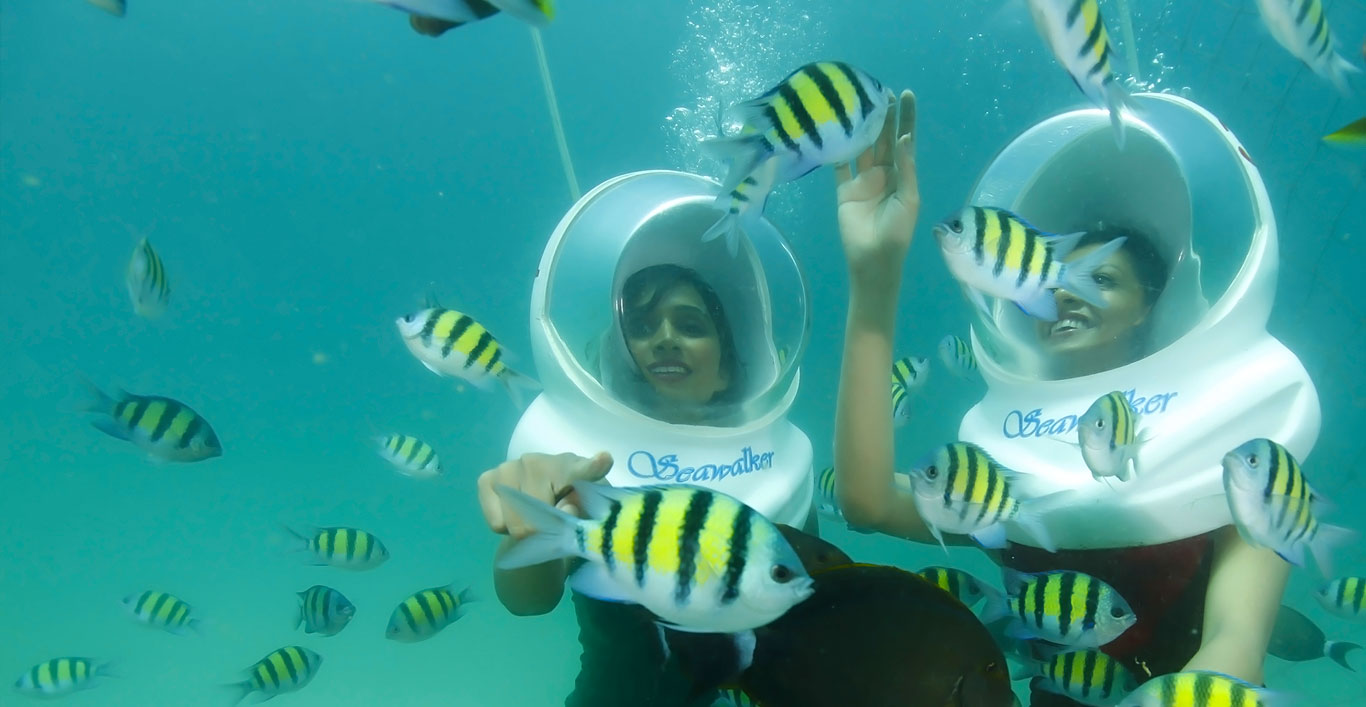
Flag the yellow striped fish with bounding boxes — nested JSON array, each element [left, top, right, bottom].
[[123, 590, 201, 635], [396, 306, 539, 407], [495, 482, 814, 633], [916, 566, 999, 609], [1317, 576, 1366, 620], [891, 356, 929, 427], [375, 433, 442, 479], [80, 383, 222, 462], [1033, 649, 1139, 706], [701, 62, 893, 242], [1255, 0, 1360, 94], [375, 0, 553, 37], [1222, 438, 1354, 574], [1027, 0, 1129, 147], [297, 585, 355, 636], [1077, 390, 1146, 482], [1116, 670, 1293, 707], [85, 0, 126, 18], [907, 442, 1054, 552], [938, 334, 978, 377], [13, 658, 111, 697], [984, 569, 1136, 648], [288, 526, 390, 570], [227, 646, 322, 705], [934, 206, 1126, 321], [1324, 116, 1366, 145], [701, 156, 779, 256], [385, 583, 476, 642], [126, 237, 170, 318]]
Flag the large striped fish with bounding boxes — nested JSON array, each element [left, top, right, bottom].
[[396, 306, 539, 407], [385, 583, 476, 642], [907, 442, 1055, 552], [916, 565, 1000, 609], [1029, 649, 1139, 706], [1077, 390, 1147, 483], [123, 590, 201, 636], [126, 237, 170, 318], [1027, 0, 1129, 147], [984, 569, 1136, 648], [495, 482, 814, 633], [288, 526, 390, 571], [227, 646, 322, 705], [701, 61, 893, 254], [80, 383, 222, 463], [296, 585, 355, 636], [13, 658, 112, 697], [1222, 438, 1354, 574], [934, 206, 1126, 321], [375, 433, 442, 479], [1116, 670, 1293, 707], [1255, 0, 1360, 94]]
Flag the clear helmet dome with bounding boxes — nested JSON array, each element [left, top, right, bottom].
[[530, 169, 810, 433], [955, 93, 1320, 548]]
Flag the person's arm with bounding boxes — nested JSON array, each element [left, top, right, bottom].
[[476, 452, 613, 615], [1181, 525, 1289, 683], [830, 90, 936, 542]]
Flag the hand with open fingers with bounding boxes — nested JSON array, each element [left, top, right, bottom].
[[834, 90, 920, 287], [477, 451, 613, 540]]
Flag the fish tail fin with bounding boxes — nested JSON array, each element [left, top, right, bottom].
[[1309, 523, 1357, 578], [699, 133, 771, 193], [1326, 640, 1361, 671], [493, 485, 582, 569], [501, 369, 542, 410], [490, 0, 555, 26], [1105, 79, 1128, 149], [221, 679, 253, 707], [76, 376, 116, 416], [1059, 235, 1128, 310], [1328, 54, 1360, 96], [701, 212, 742, 257], [1009, 507, 1056, 553]]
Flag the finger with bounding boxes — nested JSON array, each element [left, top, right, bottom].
[[872, 94, 898, 167], [569, 451, 614, 483], [477, 470, 508, 535], [896, 90, 917, 154], [893, 92, 920, 210]]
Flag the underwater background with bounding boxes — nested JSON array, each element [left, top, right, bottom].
[[1, 0, 1363, 704]]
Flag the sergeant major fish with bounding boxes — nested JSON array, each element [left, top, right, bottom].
[[396, 306, 539, 407], [938, 334, 978, 377], [1024, 648, 1139, 706], [375, 433, 442, 479], [1222, 438, 1354, 575], [371, 0, 553, 38], [702, 157, 779, 256], [917, 566, 1001, 609], [227, 646, 322, 705], [1255, 0, 1361, 94], [1115, 670, 1293, 707], [123, 590, 201, 636], [1077, 390, 1148, 483], [1317, 576, 1366, 620], [891, 355, 929, 427], [984, 569, 1137, 648], [297, 585, 355, 636], [1027, 0, 1129, 147], [934, 206, 1125, 321], [14, 658, 112, 698], [126, 237, 170, 318], [287, 526, 390, 571], [495, 482, 814, 633], [385, 583, 476, 642], [907, 442, 1055, 552], [701, 61, 893, 254], [80, 383, 222, 463]]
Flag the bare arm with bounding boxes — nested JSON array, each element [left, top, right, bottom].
[[830, 90, 936, 542], [1181, 525, 1289, 683]]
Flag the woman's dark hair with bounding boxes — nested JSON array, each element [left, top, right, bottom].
[[619, 264, 741, 400], [1077, 226, 1169, 306]]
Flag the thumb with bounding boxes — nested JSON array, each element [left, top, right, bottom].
[[570, 451, 613, 483]]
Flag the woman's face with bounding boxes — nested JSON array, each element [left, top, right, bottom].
[[1035, 244, 1152, 377], [624, 282, 730, 405]]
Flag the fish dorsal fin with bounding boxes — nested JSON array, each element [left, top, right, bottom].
[[1042, 231, 1088, 259]]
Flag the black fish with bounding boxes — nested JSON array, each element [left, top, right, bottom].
[[1268, 604, 1360, 670], [665, 551, 1014, 706]]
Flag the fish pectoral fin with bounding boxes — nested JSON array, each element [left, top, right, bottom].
[[969, 522, 1009, 549], [1016, 291, 1059, 321], [566, 563, 634, 604], [90, 417, 134, 442]]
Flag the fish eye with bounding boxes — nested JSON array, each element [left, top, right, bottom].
[[770, 564, 797, 583], [1095, 419, 1106, 429], [925, 465, 938, 479], [950, 219, 964, 233], [403, 313, 417, 323], [1110, 605, 1128, 618]]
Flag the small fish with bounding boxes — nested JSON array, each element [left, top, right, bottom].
[[85, 0, 126, 17], [1324, 116, 1366, 145], [80, 383, 222, 463], [14, 658, 112, 697], [374, 0, 553, 37], [1255, 0, 1361, 94], [907, 442, 1055, 552], [891, 356, 929, 427], [984, 569, 1137, 648], [396, 307, 539, 407], [123, 590, 201, 636], [1028, 648, 1139, 707], [1115, 670, 1293, 707], [227, 646, 322, 705], [495, 482, 814, 633], [701, 61, 893, 253], [938, 334, 977, 377], [126, 237, 170, 318], [1222, 438, 1354, 574], [1077, 391, 1146, 483], [1027, 0, 1129, 147], [1316, 576, 1366, 620], [375, 433, 442, 479], [1268, 603, 1360, 670], [916, 566, 1000, 609], [701, 157, 779, 255], [934, 206, 1126, 321], [296, 585, 355, 636], [288, 526, 390, 571], [385, 584, 476, 642]]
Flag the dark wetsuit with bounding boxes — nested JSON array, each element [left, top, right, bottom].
[[1002, 532, 1216, 706]]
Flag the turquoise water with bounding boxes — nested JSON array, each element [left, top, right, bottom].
[[1, 0, 1363, 705]]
